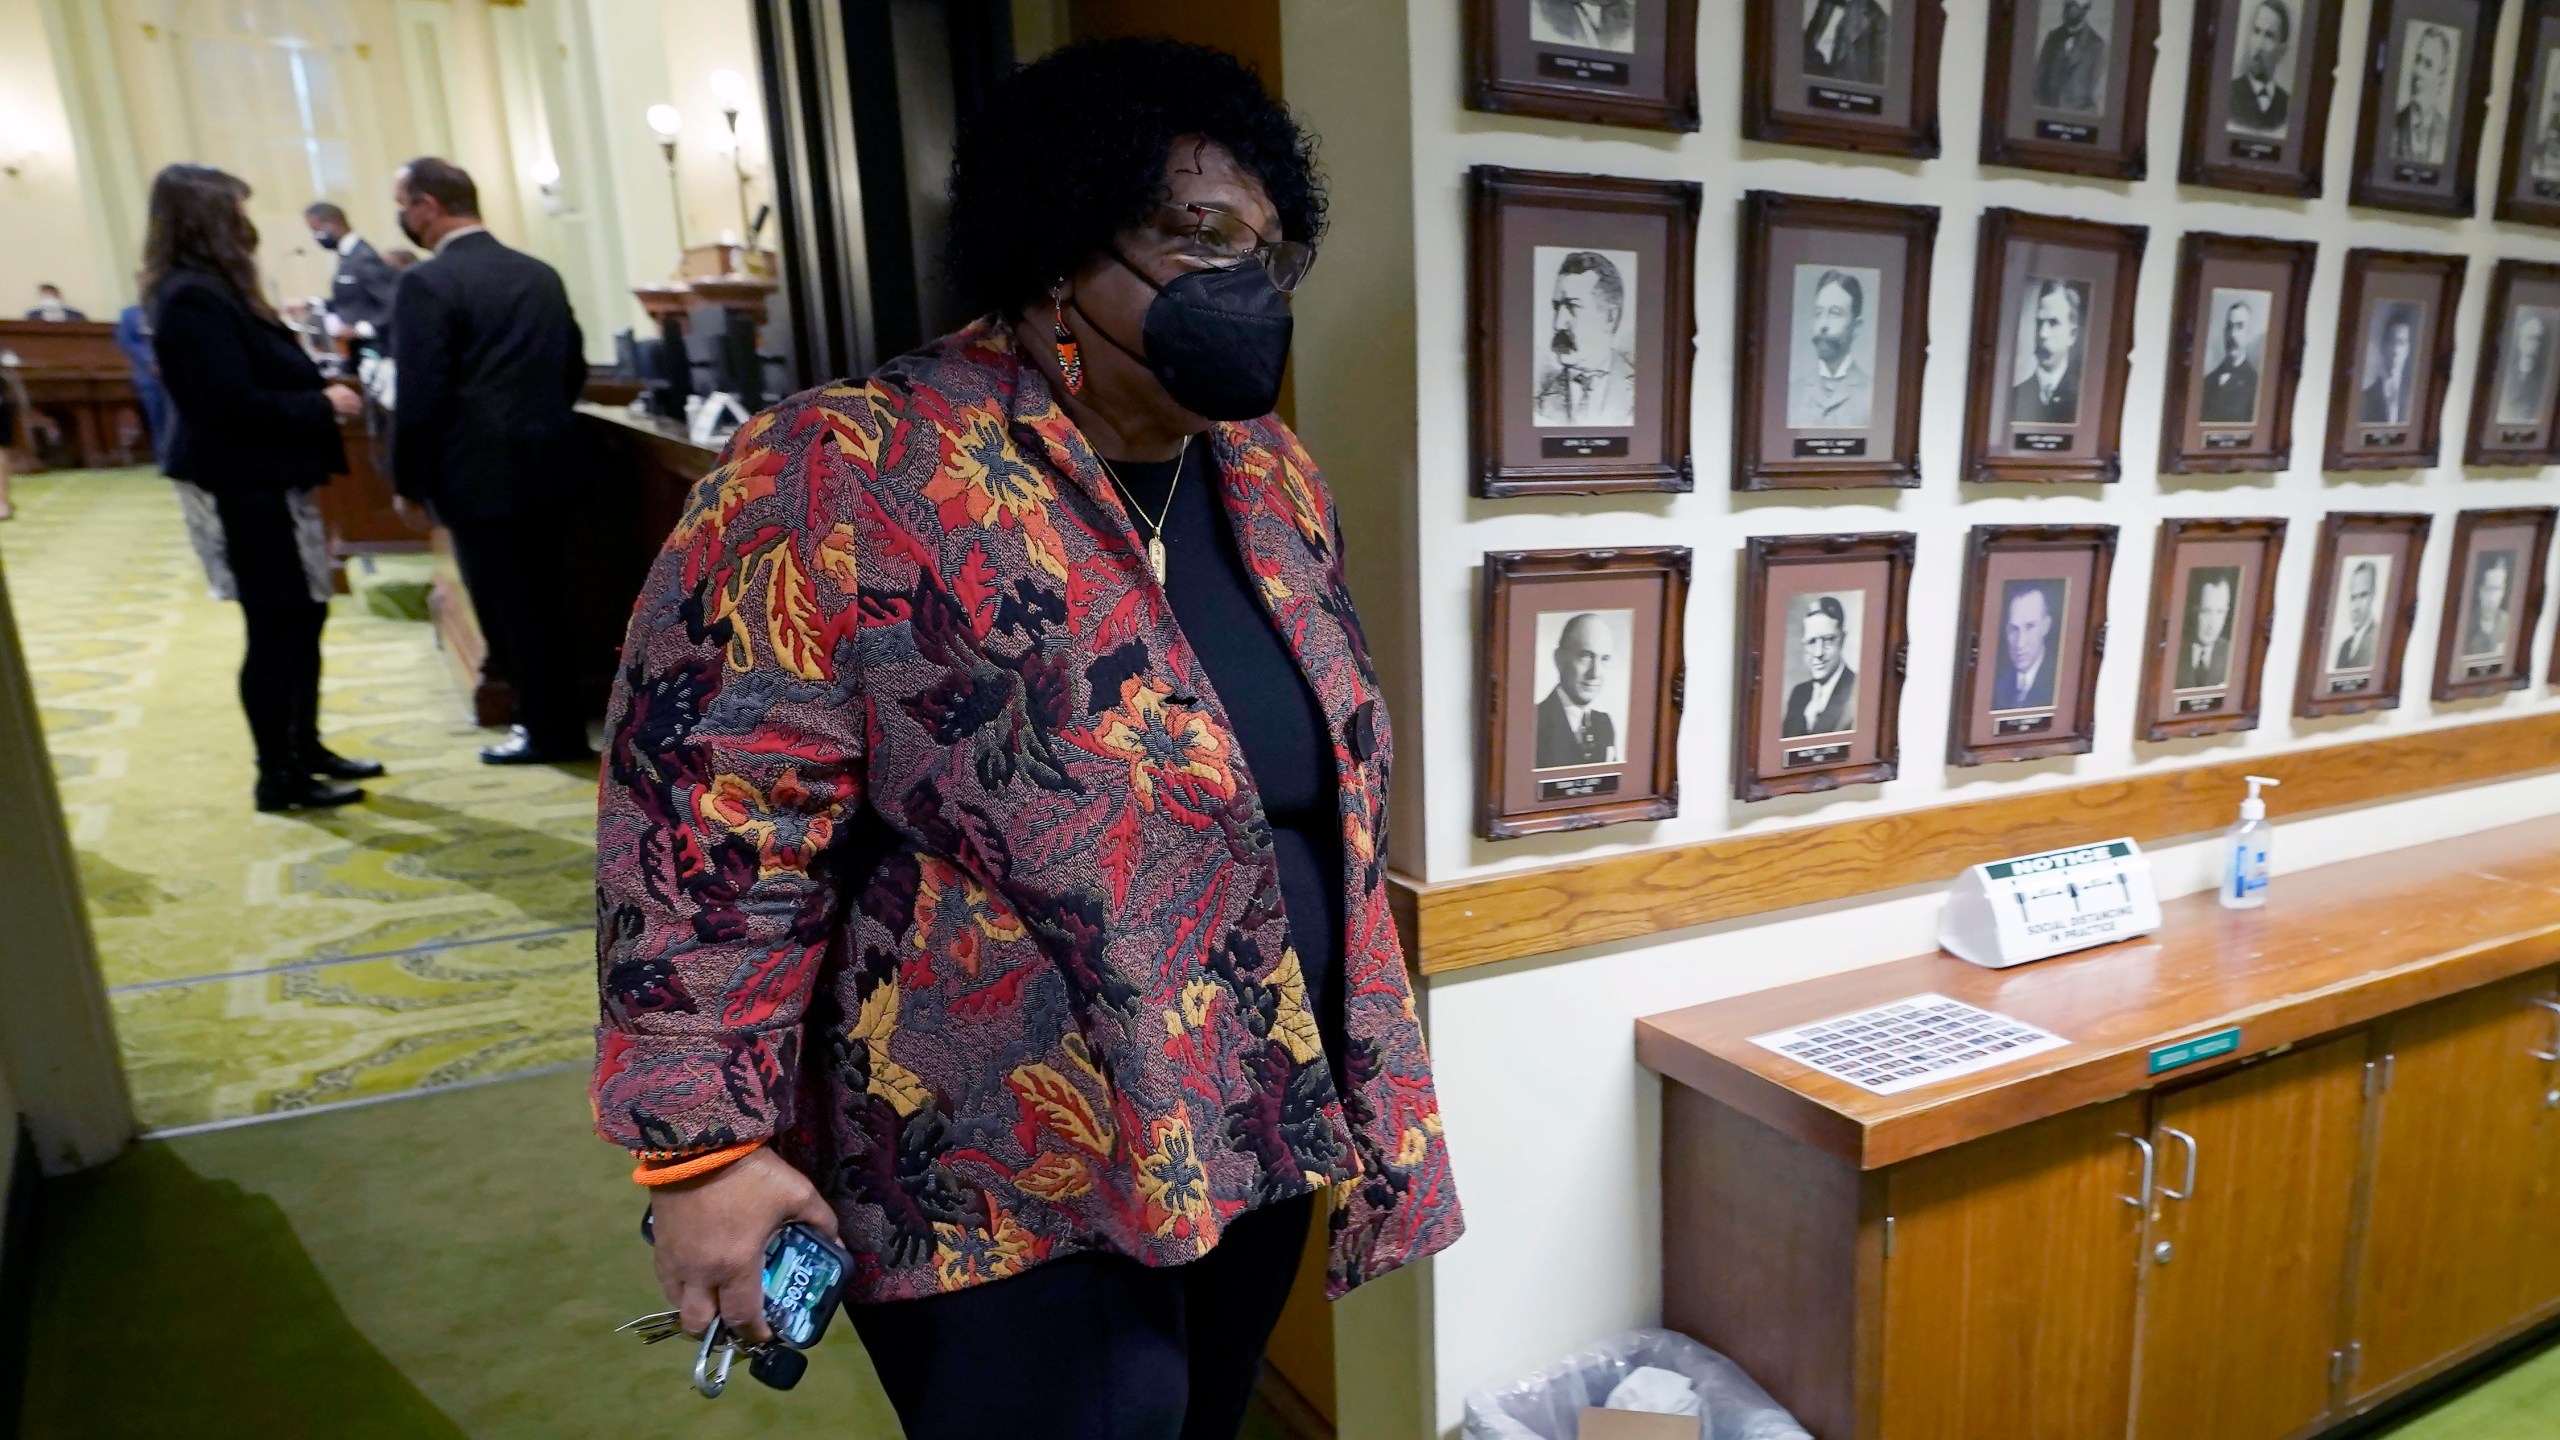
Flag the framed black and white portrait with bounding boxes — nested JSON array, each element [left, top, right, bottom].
[[1743, 0, 1948, 157], [1480, 546, 1690, 838], [1981, 0, 2162, 178], [2324, 248, 2467, 470], [2433, 507, 2554, 698], [2496, 0, 2560, 224], [1467, 0, 1702, 132], [1949, 524, 2117, 766], [2295, 512, 2430, 717], [2349, 0, 2500, 216], [2137, 516, 2287, 740], [1469, 167, 1701, 496], [1960, 209, 2147, 483], [2467, 260, 2560, 464], [2178, 0, 2346, 195], [1735, 192, 1939, 489], [2161, 234, 2317, 473], [1734, 531, 1916, 799]]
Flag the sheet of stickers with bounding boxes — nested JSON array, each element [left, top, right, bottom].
[[1749, 993, 2068, 1095]]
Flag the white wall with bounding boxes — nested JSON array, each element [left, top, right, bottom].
[[0, 0, 111, 313], [1370, 0, 2560, 1431]]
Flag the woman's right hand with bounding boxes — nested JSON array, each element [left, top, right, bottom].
[[647, 1146, 841, 1344], [324, 382, 362, 419]]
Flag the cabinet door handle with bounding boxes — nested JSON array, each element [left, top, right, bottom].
[[2532, 998, 2560, 1062], [2118, 1133, 2155, 1210], [2159, 1126, 2199, 1202]]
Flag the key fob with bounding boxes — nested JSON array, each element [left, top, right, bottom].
[[638, 1207, 851, 1351], [750, 1344, 810, 1390]]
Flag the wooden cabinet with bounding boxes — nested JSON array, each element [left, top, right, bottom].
[[1879, 1098, 2147, 1440], [2347, 971, 2560, 1402], [2129, 1038, 2369, 1440]]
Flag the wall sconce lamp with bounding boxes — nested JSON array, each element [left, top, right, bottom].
[[645, 103, 686, 255], [0, 122, 39, 179], [708, 69, 755, 248], [530, 156, 567, 216]]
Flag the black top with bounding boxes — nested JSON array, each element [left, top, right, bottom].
[[150, 270, 346, 491], [1105, 434, 1348, 1057], [389, 230, 588, 522]]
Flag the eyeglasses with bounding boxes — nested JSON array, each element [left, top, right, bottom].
[[1154, 202, 1316, 293]]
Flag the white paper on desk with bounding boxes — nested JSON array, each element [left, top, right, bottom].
[[1748, 992, 2069, 1095]]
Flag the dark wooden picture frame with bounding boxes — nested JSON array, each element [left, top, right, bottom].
[[2159, 232, 2318, 474], [1947, 524, 2118, 766], [1734, 192, 1939, 491], [2348, 0, 2503, 216], [1464, 0, 1703, 132], [2323, 248, 2468, 472], [1959, 209, 2148, 484], [2495, 0, 2560, 224], [2465, 259, 2560, 464], [2434, 506, 2555, 700], [2294, 511, 2433, 717], [1467, 166, 1702, 498], [2134, 516, 2288, 741], [2177, 0, 2348, 195], [1743, 0, 1949, 157], [1979, 0, 2163, 178], [1479, 546, 1691, 839], [1733, 531, 1916, 800]]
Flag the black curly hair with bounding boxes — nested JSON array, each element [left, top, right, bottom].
[[944, 37, 1326, 319]]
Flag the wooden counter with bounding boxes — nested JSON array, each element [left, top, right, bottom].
[[1641, 818, 2560, 1440]]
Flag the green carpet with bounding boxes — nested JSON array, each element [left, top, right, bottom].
[[0, 469, 597, 1132]]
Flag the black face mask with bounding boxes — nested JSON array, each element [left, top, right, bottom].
[[1073, 250, 1293, 421], [313, 231, 342, 252]]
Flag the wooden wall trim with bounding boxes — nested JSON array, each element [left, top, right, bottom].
[[1395, 711, 2560, 976]]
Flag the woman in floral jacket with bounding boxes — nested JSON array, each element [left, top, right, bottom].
[[594, 38, 1461, 1438]]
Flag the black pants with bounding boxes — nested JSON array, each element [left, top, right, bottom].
[[445, 512, 583, 750], [210, 489, 329, 779], [850, 1194, 1316, 1440]]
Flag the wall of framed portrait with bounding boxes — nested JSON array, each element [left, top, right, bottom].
[[1268, 0, 2560, 1430]]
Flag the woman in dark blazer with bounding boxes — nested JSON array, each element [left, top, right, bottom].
[[144, 163, 383, 811]]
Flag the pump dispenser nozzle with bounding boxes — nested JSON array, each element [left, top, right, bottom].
[[2239, 774, 2281, 820]]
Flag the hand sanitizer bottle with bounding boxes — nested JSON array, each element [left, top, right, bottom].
[[2219, 775, 2281, 910]]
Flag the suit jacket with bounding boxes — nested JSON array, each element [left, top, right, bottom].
[[1993, 653, 2057, 711], [2200, 358, 2260, 423], [2177, 637, 2231, 690], [2463, 608, 2511, 658], [1781, 667, 1858, 738], [23, 305, 87, 321], [2010, 362, 2081, 425], [1533, 0, 1634, 48], [592, 319, 1461, 1305], [1803, 0, 1889, 85], [114, 304, 173, 467], [148, 269, 346, 491], [327, 237, 402, 338], [2034, 22, 2107, 112], [2333, 620, 2379, 671], [390, 230, 587, 521], [1535, 689, 1615, 767], [2228, 74, 2291, 133], [2393, 102, 2447, 165], [2359, 370, 2411, 424]]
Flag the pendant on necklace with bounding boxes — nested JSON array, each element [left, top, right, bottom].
[[1148, 536, 1168, 583]]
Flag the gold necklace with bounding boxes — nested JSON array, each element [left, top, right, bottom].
[[1097, 442, 1186, 584]]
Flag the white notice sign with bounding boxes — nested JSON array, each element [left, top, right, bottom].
[[1938, 837, 2162, 969]]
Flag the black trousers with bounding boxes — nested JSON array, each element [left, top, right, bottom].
[[444, 511, 583, 750], [849, 1194, 1316, 1440], [210, 489, 329, 779]]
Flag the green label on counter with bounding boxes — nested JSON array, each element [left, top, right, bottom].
[[2148, 1028, 2242, 1075]]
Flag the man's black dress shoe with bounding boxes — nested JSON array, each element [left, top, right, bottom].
[[305, 745, 387, 780], [480, 725, 596, 766], [256, 777, 367, 812]]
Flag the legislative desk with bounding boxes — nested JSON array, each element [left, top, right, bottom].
[[1639, 816, 2560, 1440], [0, 319, 144, 470]]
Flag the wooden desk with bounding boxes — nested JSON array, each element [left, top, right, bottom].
[[1640, 818, 2560, 1440], [0, 320, 144, 470]]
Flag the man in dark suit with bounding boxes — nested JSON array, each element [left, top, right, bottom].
[[390, 156, 594, 764], [303, 201, 401, 351], [1803, 0, 1889, 86], [2331, 559, 2381, 672], [2177, 572, 2236, 690], [2359, 311, 2417, 425], [2200, 299, 2261, 423], [2392, 25, 2454, 165], [25, 284, 85, 321], [2009, 281, 2083, 425], [1534, 613, 1618, 767], [2461, 553, 2515, 659], [2228, 0, 2293, 134], [1782, 596, 1858, 738], [2034, 0, 2107, 114], [1993, 583, 2059, 711]]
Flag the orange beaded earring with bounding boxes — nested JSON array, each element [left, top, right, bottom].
[[1050, 283, 1084, 395]]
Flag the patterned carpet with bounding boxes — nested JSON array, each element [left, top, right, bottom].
[[0, 468, 598, 1132]]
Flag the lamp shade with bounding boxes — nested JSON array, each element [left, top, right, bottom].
[[645, 104, 683, 139], [709, 69, 752, 110]]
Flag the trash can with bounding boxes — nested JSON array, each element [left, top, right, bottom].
[[1460, 1328, 1813, 1440]]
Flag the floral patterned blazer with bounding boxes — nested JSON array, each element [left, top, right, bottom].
[[592, 319, 1463, 1303]]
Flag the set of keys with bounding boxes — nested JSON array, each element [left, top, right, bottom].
[[615, 1310, 808, 1397]]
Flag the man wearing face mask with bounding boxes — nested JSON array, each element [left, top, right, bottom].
[[594, 39, 1461, 1440], [303, 201, 399, 351]]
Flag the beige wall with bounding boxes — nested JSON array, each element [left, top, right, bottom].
[[0, 0, 112, 314]]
